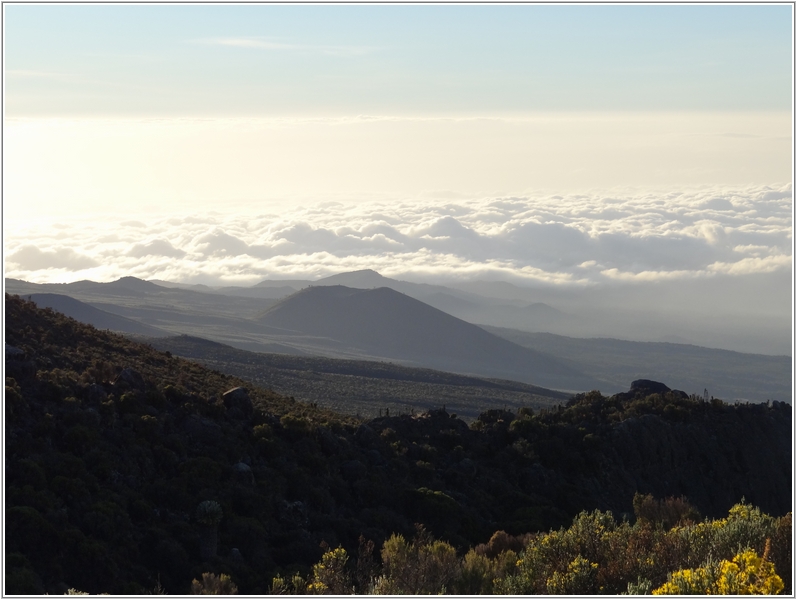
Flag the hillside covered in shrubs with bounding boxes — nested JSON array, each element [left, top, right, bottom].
[[4, 294, 792, 594]]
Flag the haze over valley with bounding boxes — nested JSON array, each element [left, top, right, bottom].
[[7, 269, 790, 408]]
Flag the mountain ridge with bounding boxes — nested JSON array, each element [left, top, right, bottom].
[[5, 275, 790, 402], [257, 285, 600, 392], [22, 293, 170, 337]]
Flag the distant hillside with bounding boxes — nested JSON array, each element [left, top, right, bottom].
[[484, 326, 792, 402], [213, 285, 300, 300], [134, 334, 571, 420], [257, 285, 600, 392], [8, 276, 790, 403], [24, 293, 170, 337], [148, 280, 302, 300], [4, 277, 285, 352], [314, 268, 392, 288], [268, 269, 490, 308]]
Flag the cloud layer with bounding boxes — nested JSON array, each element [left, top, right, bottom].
[[4, 184, 792, 289]]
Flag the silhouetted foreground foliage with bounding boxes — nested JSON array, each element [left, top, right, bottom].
[[4, 295, 791, 594]]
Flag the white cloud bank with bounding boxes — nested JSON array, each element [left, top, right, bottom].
[[4, 183, 791, 289]]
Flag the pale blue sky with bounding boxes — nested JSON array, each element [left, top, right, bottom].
[[4, 4, 793, 116]]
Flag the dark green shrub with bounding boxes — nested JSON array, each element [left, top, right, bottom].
[[280, 413, 312, 436], [63, 425, 96, 455], [5, 553, 45, 595], [633, 493, 701, 529], [6, 506, 58, 561]]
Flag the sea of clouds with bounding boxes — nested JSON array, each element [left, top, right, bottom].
[[4, 183, 792, 288]]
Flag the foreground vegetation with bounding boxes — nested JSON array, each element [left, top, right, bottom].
[[265, 498, 790, 595], [5, 295, 791, 594]]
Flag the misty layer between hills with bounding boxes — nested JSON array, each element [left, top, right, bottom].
[[5, 272, 790, 404]]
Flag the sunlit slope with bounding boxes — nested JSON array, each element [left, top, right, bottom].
[[257, 285, 601, 392]]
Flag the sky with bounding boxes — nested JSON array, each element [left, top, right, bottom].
[[2, 3, 794, 340], [4, 4, 793, 115]]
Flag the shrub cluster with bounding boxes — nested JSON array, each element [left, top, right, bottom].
[[266, 500, 789, 595]]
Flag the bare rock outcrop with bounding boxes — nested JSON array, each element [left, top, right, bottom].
[[222, 387, 253, 419]]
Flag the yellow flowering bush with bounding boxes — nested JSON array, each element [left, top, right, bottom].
[[545, 555, 598, 594], [308, 547, 351, 595], [675, 501, 777, 566], [494, 510, 624, 594], [269, 572, 308, 594], [653, 546, 784, 595], [491, 502, 789, 595]]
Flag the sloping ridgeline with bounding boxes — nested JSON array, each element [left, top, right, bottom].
[[4, 294, 791, 594], [255, 285, 600, 391]]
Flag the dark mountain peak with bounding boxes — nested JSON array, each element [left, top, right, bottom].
[[62, 279, 100, 289], [110, 276, 164, 292], [349, 268, 380, 276], [259, 285, 423, 321], [315, 269, 391, 287], [280, 283, 362, 301], [258, 284, 597, 391]]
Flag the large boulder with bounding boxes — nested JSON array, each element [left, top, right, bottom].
[[630, 379, 671, 395], [614, 380, 689, 402], [223, 387, 253, 418]]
